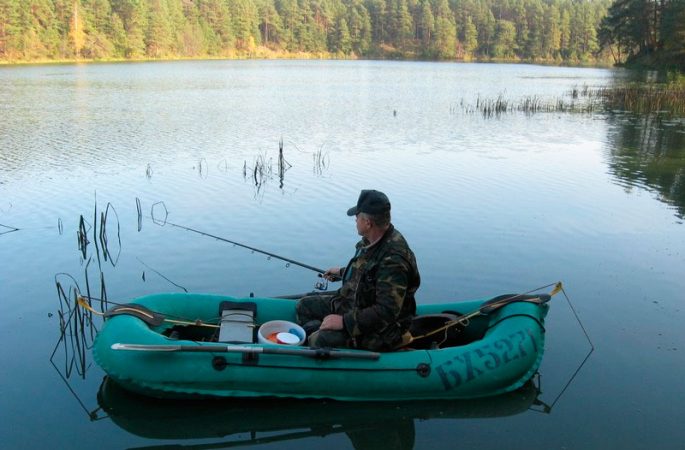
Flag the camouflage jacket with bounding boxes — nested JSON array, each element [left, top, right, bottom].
[[337, 225, 420, 350]]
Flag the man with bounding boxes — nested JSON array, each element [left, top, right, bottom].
[[296, 189, 420, 351]]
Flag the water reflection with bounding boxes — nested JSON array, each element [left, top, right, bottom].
[[0, 222, 19, 235], [53, 273, 95, 381], [96, 376, 542, 450], [605, 113, 685, 219]]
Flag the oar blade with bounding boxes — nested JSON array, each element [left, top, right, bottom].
[[479, 293, 551, 314], [104, 304, 165, 326]]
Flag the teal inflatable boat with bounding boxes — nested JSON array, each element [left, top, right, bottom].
[[91, 288, 554, 400]]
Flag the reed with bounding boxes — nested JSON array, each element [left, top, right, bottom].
[[589, 83, 685, 116], [53, 276, 93, 379], [197, 158, 208, 178], [99, 202, 121, 266], [475, 94, 510, 118], [461, 88, 604, 118], [313, 144, 329, 175], [243, 152, 274, 189], [278, 138, 292, 181], [136, 198, 142, 232], [77, 215, 90, 259]]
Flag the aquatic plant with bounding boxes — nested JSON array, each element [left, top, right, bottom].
[[590, 83, 685, 116], [462, 91, 599, 118]]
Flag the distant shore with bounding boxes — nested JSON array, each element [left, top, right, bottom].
[[0, 50, 614, 69]]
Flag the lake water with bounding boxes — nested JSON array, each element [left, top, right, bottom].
[[1, 60, 684, 449]]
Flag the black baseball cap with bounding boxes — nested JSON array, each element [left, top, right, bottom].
[[346, 190, 391, 216]]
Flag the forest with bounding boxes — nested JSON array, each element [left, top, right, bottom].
[[0, 0, 683, 68]]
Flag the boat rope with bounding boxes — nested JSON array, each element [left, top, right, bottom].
[[408, 282, 562, 346], [560, 283, 594, 351], [530, 283, 594, 413]]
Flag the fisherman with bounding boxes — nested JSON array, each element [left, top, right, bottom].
[[296, 189, 420, 351]]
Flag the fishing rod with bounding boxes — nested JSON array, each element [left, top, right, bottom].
[[158, 219, 330, 277]]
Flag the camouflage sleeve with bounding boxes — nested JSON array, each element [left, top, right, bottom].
[[342, 253, 409, 337]]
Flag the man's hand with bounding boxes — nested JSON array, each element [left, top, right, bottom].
[[322, 266, 343, 281], [320, 314, 344, 330]]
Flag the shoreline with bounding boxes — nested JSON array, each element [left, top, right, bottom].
[[0, 55, 615, 69]]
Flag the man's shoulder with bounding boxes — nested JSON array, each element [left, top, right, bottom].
[[387, 227, 411, 249], [376, 228, 416, 265]]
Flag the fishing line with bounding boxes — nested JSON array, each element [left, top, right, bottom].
[[528, 285, 594, 414], [560, 284, 594, 350], [136, 257, 188, 292]]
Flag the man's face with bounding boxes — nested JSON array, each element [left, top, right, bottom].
[[355, 213, 370, 237]]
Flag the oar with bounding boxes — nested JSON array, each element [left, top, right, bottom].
[[408, 282, 562, 345], [478, 291, 555, 314], [462, 281, 561, 320], [111, 343, 380, 360], [77, 296, 219, 329]]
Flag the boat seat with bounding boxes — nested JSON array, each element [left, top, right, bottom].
[[217, 301, 257, 343]]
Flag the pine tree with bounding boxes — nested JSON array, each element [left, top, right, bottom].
[[330, 15, 352, 53], [493, 19, 516, 58], [0, 0, 21, 59], [462, 14, 478, 58], [68, 1, 85, 57], [146, 0, 173, 57], [417, 0, 434, 46], [230, 0, 261, 51], [347, 0, 372, 55], [258, 0, 282, 46], [111, 0, 149, 58], [543, 3, 561, 60], [431, 0, 456, 58], [660, 0, 685, 67]]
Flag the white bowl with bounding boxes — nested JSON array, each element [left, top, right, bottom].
[[257, 320, 306, 345]]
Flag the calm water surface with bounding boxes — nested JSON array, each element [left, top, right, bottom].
[[1, 60, 684, 449]]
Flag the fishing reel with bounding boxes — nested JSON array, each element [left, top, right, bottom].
[[314, 276, 329, 291]]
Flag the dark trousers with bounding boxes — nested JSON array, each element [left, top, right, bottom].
[[295, 293, 352, 348]]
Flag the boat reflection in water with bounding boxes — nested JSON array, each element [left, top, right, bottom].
[[97, 375, 544, 449]]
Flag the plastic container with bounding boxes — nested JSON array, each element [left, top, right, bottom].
[[257, 320, 306, 346]]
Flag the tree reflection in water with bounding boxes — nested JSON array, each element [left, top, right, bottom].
[[605, 112, 685, 220]]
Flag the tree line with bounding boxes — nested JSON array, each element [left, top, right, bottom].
[[0, 0, 661, 66], [600, 0, 685, 69]]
